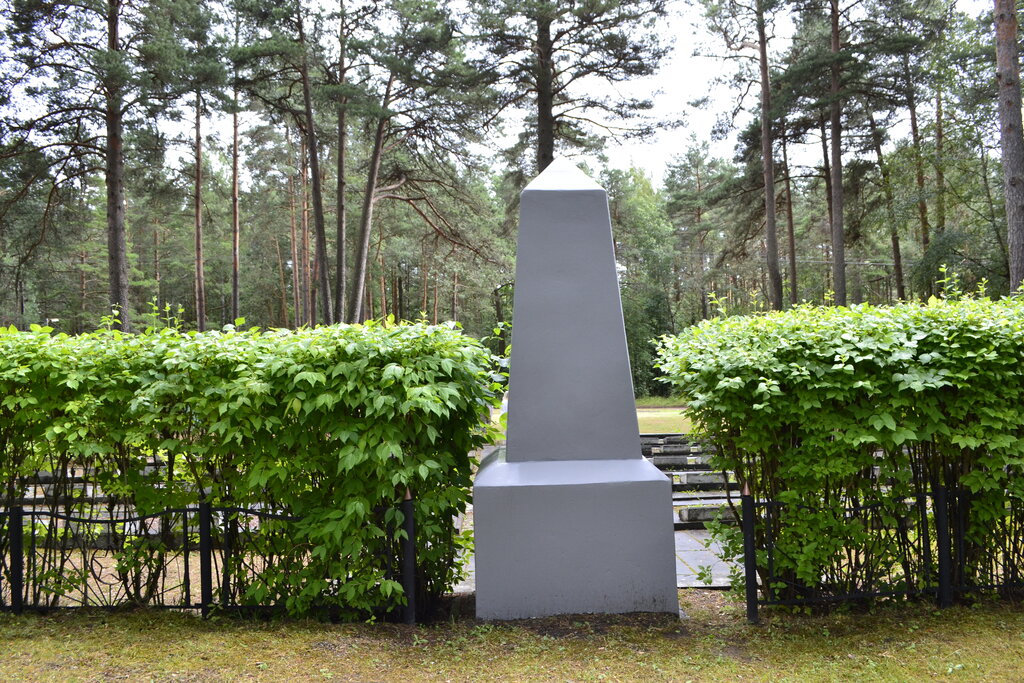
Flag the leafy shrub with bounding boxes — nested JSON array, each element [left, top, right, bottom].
[[657, 297, 1024, 603], [0, 321, 501, 617]]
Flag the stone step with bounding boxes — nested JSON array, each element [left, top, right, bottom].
[[647, 454, 712, 470], [639, 433, 715, 471], [674, 506, 738, 530], [671, 492, 739, 530], [634, 436, 700, 446], [642, 443, 705, 457], [673, 489, 732, 503], [667, 471, 738, 492], [673, 504, 738, 529]]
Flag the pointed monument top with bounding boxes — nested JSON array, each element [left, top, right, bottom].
[[523, 157, 603, 192]]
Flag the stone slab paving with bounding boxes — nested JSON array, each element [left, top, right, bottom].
[[453, 527, 733, 594], [674, 528, 734, 588]]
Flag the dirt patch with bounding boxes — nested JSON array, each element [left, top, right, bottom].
[[679, 588, 741, 625]]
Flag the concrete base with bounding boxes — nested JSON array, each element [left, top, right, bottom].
[[473, 448, 679, 620]]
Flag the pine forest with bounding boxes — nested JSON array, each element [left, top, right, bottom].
[[2, 0, 1023, 396]]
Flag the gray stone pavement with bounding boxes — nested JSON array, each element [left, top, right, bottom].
[[673, 527, 734, 588], [453, 525, 733, 594]]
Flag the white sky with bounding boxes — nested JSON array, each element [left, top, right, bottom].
[[582, 0, 994, 188]]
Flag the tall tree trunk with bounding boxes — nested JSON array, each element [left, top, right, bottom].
[[105, 0, 130, 330], [297, 12, 333, 323], [421, 242, 430, 313], [301, 143, 311, 325], [935, 88, 946, 236], [396, 273, 404, 321], [230, 17, 241, 323], [78, 250, 87, 334], [432, 278, 438, 324], [451, 271, 459, 322], [756, 0, 783, 310], [194, 92, 206, 332], [230, 87, 240, 323], [311, 242, 319, 320], [379, 256, 387, 319], [828, 0, 846, 306], [334, 0, 349, 323], [288, 170, 301, 327], [819, 114, 833, 226], [153, 228, 161, 312], [904, 54, 932, 295], [868, 112, 906, 300], [274, 238, 290, 327], [980, 135, 1010, 276], [781, 121, 798, 305], [995, 0, 1024, 291], [535, 14, 555, 172], [348, 73, 394, 323]]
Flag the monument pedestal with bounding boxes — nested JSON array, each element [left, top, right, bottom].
[[474, 448, 678, 620]]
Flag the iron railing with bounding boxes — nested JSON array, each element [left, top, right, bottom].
[[741, 484, 1024, 623], [0, 499, 418, 622]]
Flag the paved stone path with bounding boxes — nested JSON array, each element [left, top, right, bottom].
[[453, 527, 733, 594], [673, 528, 733, 588]]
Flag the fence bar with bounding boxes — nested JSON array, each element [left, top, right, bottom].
[[221, 515, 234, 609], [917, 493, 933, 586], [9, 506, 23, 614], [935, 485, 953, 608], [955, 488, 967, 593], [198, 502, 213, 617], [741, 484, 759, 624], [400, 488, 417, 625]]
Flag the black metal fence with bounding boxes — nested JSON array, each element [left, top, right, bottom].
[[741, 485, 1024, 623], [0, 499, 418, 622]]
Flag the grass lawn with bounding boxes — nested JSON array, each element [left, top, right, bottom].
[[634, 396, 686, 408], [2, 591, 1023, 681], [491, 400, 692, 436], [637, 407, 691, 434]]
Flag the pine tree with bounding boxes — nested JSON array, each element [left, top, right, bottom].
[[3, 0, 219, 330], [995, 0, 1024, 291], [470, 0, 669, 173]]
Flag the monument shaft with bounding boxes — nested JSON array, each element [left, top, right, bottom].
[[474, 159, 678, 619], [506, 166, 640, 462]]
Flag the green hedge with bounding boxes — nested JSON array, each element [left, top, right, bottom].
[[0, 321, 501, 617], [657, 297, 1024, 602]]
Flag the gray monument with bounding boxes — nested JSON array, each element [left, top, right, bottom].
[[473, 158, 679, 620]]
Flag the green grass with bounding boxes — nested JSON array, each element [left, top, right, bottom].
[[2, 592, 1023, 681], [489, 400, 692, 437], [634, 396, 686, 408], [637, 407, 691, 434]]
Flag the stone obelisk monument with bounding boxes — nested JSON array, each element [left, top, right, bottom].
[[473, 159, 678, 620]]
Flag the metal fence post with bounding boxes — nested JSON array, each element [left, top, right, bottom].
[[400, 488, 417, 625], [741, 483, 759, 624], [198, 502, 213, 618], [935, 485, 953, 608], [9, 506, 23, 614], [221, 514, 234, 609]]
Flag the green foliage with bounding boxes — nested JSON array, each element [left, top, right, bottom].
[[0, 321, 501, 617], [605, 168, 676, 396], [657, 296, 1024, 602]]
